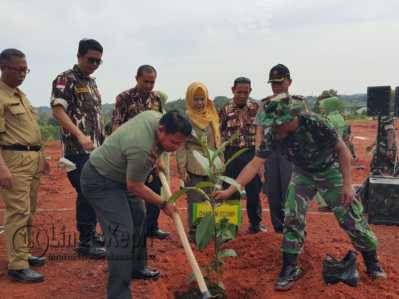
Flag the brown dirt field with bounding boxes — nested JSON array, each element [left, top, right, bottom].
[[0, 119, 398, 299]]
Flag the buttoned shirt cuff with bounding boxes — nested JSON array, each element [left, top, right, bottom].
[[51, 98, 69, 110]]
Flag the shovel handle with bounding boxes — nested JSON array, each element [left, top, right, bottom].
[[159, 172, 210, 297]]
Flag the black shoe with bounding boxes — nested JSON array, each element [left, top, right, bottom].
[[132, 268, 160, 280], [275, 253, 303, 291], [8, 269, 44, 283], [322, 250, 359, 287], [93, 233, 105, 246], [361, 251, 387, 279], [76, 242, 106, 259], [248, 224, 267, 234], [28, 256, 46, 267], [148, 229, 170, 240]]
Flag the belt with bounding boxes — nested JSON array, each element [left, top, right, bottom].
[[1, 144, 42, 151]]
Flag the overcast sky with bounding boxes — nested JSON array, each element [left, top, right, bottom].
[[2, 0, 399, 106]]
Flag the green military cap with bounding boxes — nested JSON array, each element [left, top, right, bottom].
[[258, 93, 296, 127]]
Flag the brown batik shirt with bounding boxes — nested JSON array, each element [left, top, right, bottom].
[[51, 65, 104, 155], [219, 99, 259, 148], [112, 87, 163, 127]]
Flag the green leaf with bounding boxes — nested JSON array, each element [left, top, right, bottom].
[[196, 214, 215, 250], [217, 175, 246, 196], [219, 248, 237, 258], [224, 148, 248, 168]]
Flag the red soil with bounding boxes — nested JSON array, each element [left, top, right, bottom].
[[0, 120, 398, 299]]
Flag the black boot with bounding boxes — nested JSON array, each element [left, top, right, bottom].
[[361, 251, 387, 279], [275, 253, 303, 291]]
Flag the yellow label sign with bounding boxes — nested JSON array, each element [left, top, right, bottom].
[[193, 200, 241, 225]]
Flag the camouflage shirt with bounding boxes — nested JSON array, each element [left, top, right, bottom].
[[219, 99, 259, 148], [256, 113, 339, 173], [112, 87, 162, 127], [51, 65, 104, 155], [371, 116, 397, 174]]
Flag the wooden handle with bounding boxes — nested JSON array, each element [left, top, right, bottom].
[[159, 172, 210, 297]]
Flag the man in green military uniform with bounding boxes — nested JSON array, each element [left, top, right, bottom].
[[51, 39, 106, 258], [257, 64, 310, 233], [216, 96, 386, 291], [0, 49, 49, 283], [80, 110, 191, 299]]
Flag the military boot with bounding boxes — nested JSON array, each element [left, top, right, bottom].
[[275, 253, 303, 291], [361, 250, 387, 279]]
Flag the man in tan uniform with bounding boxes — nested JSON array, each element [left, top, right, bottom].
[[0, 48, 49, 283]]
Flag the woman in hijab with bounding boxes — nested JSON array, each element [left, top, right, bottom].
[[176, 82, 221, 239]]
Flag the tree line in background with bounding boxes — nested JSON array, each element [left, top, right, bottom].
[[37, 91, 368, 141]]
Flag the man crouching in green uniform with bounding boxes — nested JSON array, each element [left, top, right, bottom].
[[80, 110, 191, 299], [215, 96, 386, 291]]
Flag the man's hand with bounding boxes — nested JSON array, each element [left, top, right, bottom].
[[162, 202, 178, 218], [214, 188, 233, 201], [0, 165, 13, 189], [77, 134, 95, 151], [341, 184, 353, 208]]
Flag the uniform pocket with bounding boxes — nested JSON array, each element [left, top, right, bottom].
[[8, 103, 26, 116]]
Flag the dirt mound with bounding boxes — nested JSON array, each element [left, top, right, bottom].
[[0, 120, 398, 299]]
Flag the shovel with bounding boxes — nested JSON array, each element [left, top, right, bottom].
[[158, 172, 211, 299]]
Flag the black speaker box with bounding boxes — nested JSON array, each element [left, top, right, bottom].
[[394, 87, 399, 117], [368, 176, 399, 225], [367, 86, 391, 116]]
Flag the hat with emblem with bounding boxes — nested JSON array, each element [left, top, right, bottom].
[[268, 64, 290, 83]]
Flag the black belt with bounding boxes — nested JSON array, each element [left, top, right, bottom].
[[1, 144, 42, 151]]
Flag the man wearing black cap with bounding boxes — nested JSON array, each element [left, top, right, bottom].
[[257, 64, 309, 233]]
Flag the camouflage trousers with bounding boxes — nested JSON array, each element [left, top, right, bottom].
[[282, 166, 378, 254]]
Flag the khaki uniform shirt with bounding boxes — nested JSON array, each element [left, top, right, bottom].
[[0, 80, 42, 146]]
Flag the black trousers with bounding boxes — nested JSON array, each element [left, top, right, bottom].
[[145, 171, 162, 235], [263, 151, 292, 233], [224, 147, 262, 227], [65, 153, 98, 243]]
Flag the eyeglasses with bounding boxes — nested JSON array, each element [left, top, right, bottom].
[[3, 65, 30, 74], [87, 57, 102, 66]]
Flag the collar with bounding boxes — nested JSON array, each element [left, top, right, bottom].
[[73, 65, 94, 80], [0, 79, 24, 98], [232, 98, 249, 109]]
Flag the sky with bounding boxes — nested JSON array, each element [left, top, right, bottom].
[[2, 0, 399, 106]]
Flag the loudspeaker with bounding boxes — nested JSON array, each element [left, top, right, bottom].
[[367, 86, 391, 116], [395, 87, 399, 117], [368, 176, 399, 225]]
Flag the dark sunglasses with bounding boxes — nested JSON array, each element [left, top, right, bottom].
[[87, 57, 102, 65]]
